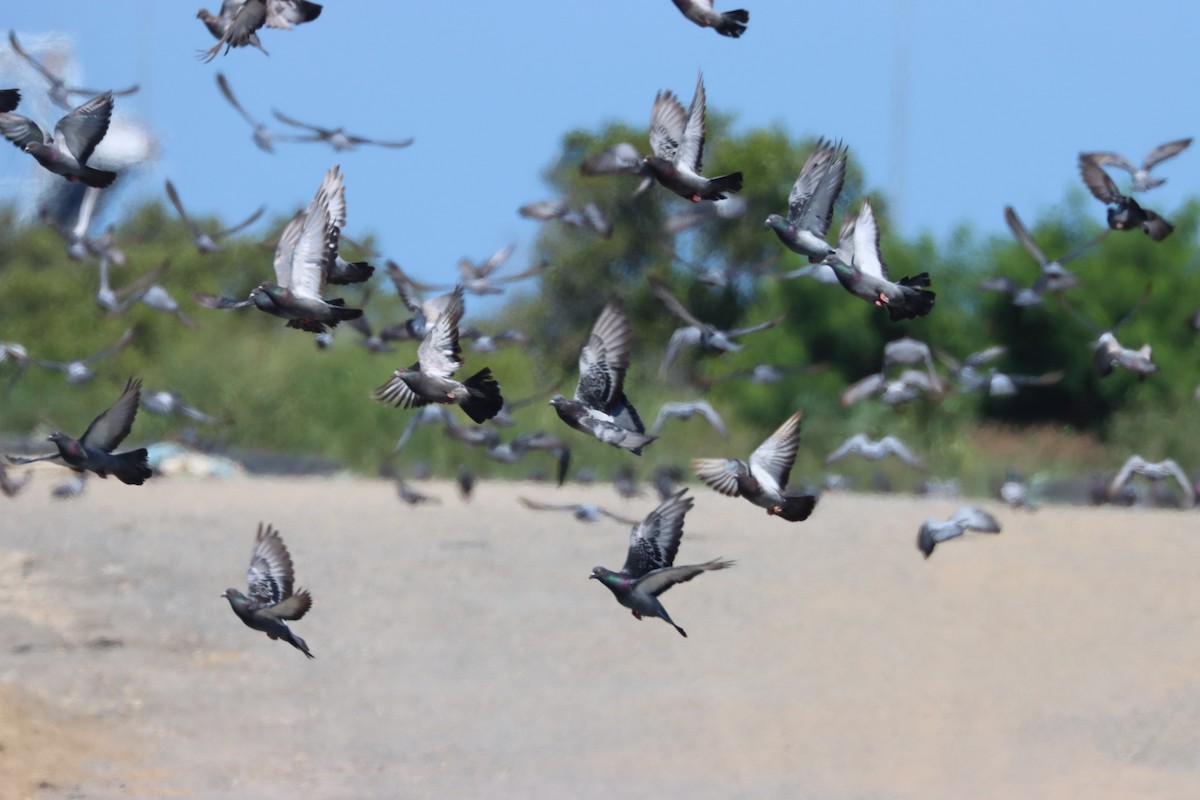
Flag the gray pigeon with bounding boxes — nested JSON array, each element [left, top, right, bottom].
[[272, 108, 413, 152], [0, 91, 117, 187], [1089, 139, 1192, 192], [51, 471, 87, 500], [824, 433, 925, 470], [199, 0, 323, 62], [764, 138, 848, 262], [590, 489, 733, 637], [7, 31, 138, 110], [141, 389, 221, 424], [917, 507, 1001, 558], [829, 199, 935, 320], [550, 300, 655, 455], [0, 463, 31, 498], [1106, 456, 1194, 509], [519, 199, 613, 238], [195, 165, 363, 333], [693, 410, 817, 522], [643, 73, 743, 202], [840, 369, 943, 407], [372, 287, 504, 424], [31, 327, 137, 385], [670, 0, 749, 37], [648, 400, 728, 439], [166, 179, 264, 254], [8, 377, 152, 485], [222, 523, 314, 658], [395, 477, 440, 506], [984, 205, 1105, 307], [510, 432, 572, 487], [518, 496, 640, 525], [1078, 153, 1173, 240], [580, 141, 655, 196], [215, 72, 310, 153]]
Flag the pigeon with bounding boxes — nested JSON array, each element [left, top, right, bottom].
[[580, 141, 655, 196], [840, 369, 943, 407], [1106, 456, 1195, 509], [391, 405, 458, 452], [510, 432, 571, 487], [1058, 288, 1157, 379], [141, 389, 221, 424], [612, 465, 643, 499], [917, 507, 1001, 558], [0, 88, 19, 113], [51, 472, 87, 499], [195, 165, 363, 333], [271, 108, 413, 152], [590, 489, 733, 637], [998, 470, 1036, 510], [0, 342, 32, 392], [880, 336, 939, 383], [439, 246, 545, 296], [692, 410, 818, 522], [199, 0, 323, 62], [0, 91, 117, 187], [381, 262, 457, 341], [30, 327, 137, 385], [0, 464, 31, 498], [215, 72, 310, 153], [824, 433, 925, 470], [648, 400, 728, 439], [372, 287, 504, 424], [709, 363, 819, 386], [519, 199, 613, 238], [518, 496, 641, 525], [764, 138, 848, 263], [829, 199, 935, 320], [457, 464, 475, 502], [651, 464, 685, 501], [670, 0, 749, 37], [460, 325, 531, 353], [166, 179, 264, 254], [7, 31, 139, 110], [395, 478, 440, 506], [664, 195, 748, 235], [1089, 139, 1192, 192], [222, 523, 314, 658], [1078, 153, 1173, 240], [7, 377, 152, 485], [643, 73, 743, 202], [550, 300, 656, 455], [650, 277, 784, 376], [981, 205, 1104, 308]]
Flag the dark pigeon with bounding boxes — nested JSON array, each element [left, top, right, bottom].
[[670, 0, 749, 37], [1078, 153, 1173, 241], [8, 31, 138, 110], [222, 523, 314, 658], [0, 88, 19, 113], [590, 489, 734, 637], [8, 377, 152, 485]]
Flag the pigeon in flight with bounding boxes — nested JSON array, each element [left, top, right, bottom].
[[199, 0, 323, 62], [670, 0, 749, 37], [550, 300, 655, 455], [0, 88, 19, 113], [511, 432, 572, 487], [165, 179, 264, 254], [1058, 287, 1157, 379], [580, 141, 655, 196], [395, 477, 440, 506], [1088, 138, 1192, 192], [590, 489, 733, 637], [981, 205, 1104, 308], [765, 138, 848, 263], [518, 199, 612, 238], [272, 108, 413, 152], [51, 471, 87, 500], [917, 507, 1001, 558], [650, 276, 784, 376], [824, 433, 925, 470], [643, 73, 743, 202], [222, 523, 314, 658], [0, 91, 117, 187], [518, 496, 641, 525], [195, 165, 364, 333], [141, 389, 221, 424], [30, 327, 137, 384], [693, 410, 818, 522], [998, 470, 1036, 510], [1078, 153, 1173, 240], [1106, 456, 1195, 508], [7, 31, 139, 110], [214, 72, 309, 153], [7, 377, 152, 485], [372, 287, 504, 424], [0, 463, 31, 498], [840, 369, 943, 407], [829, 199, 935, 320], [648, 400, 728, 439]]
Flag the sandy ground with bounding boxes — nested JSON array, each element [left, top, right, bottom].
[[2, 474, 1200, 799]]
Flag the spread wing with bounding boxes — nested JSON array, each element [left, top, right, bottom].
[[286, 165, 342, 299], [216, 204, 266, 238], [1078, 154, 1122, 204], [692, 457, 747, 497], [0, 112, 48, 150], [649, 89, 687, 162], [1142, 138, 1191, 169], [581, 142, 644, 175], [165, 179, 201, 236], [748, 411, 802, 492], [948, 506, 1001, 533], [791, 139, 847, 237], [622, 489, 693, 578], [1003, 205, 1048, 267], [56, 92, 113, 164], [245, 522, 296, 607], [850, 199, 888, 280], [272, 210, 306, 287], [825, 433, 867, 466], [1087, 151, 1135, 174], [416, 286, 464, 378], [649, 277, 707, 329], [80, 377, 141, 451], [880, 436, 925, 469], [215, 72, 258, 128], [575, 300, 631, 411], [635, 558, 731, 598], [675, 72, 707, 172]]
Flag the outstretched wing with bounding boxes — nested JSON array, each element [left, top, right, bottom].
[[245, 522, 297, 607], [575, 300, 632, 411], [692, 457, 747, 497], [648, 89, 687, 162], [215, 72, 259, 128], [622, 489, 693, 578], [748, 410, 802, 492], [80, 376, 141, 451], [675, 72, 707, 173], [1142, 138, 1192, 170], [1003, 205, 1048, 267], [416, 286, 464, 378], [55, 91, 113, 164], [635, 558, 733, 598], [1078, 153, 1122, 204], [850, 199, 888, 280]]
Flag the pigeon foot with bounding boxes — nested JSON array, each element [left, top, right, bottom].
[[874, 292, 890, 307], [631, 611, 643, 620]]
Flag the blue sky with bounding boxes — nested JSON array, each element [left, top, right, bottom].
[[2, 1, 1197, 289]]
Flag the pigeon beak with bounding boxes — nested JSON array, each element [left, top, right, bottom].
[[588, 574, 597, 580]]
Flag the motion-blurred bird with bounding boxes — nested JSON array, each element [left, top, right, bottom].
[[165, 179, 264, 254], [830, 199, 935, 320], [917, 507, 1001, 558], [222, 523, 314, 658], [1089, 139, 1192, 192], [0, 88, 19, 113], [1078, 153, 1173, 240], [272, 108, 413, 152], [199, 0, 323, 62], [669, 0, 749, 37], [8, 377, 152, 485], [0, 91, 117, 187], [141, 389, 221, 424], [550, 300, 655, 455], [643, 73, 743, 202], [30, 327, 137, 384], [840, 369, 943, 407], [590, 489, 733, 637], [0, 464, 31, 498], [648, 400, 728, 439], [824, 433, 925, 470], [981, 205, 1104, 308], [519, 199, 612, 238], [372, 287, 504, 424], [764, 138, 847, 263], [215, 72, 308, 153], [7, 31, 138, 110], [693, 410, 817, 522], [1106, 456, 1194, 509], [650, 277, 784, 376], [518, 496, 641, 525]]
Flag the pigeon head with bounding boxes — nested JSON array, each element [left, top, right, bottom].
[[589, 567, 610, 580], [763, 213, 786, 231], [196, 9, 211, 20], [222, 588, 245, 603]]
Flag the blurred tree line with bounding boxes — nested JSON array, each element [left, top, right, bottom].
[[1, 117, 1199, 491]]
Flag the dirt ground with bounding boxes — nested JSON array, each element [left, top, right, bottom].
[[2, 474, 1199, 799]]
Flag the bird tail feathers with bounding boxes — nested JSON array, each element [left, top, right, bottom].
[[461, 367, 504, 424], [887, 273, 936, 321], [114, 448, 153, 485]]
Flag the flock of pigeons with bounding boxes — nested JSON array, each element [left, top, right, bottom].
[[1, 2, 1197, 649]]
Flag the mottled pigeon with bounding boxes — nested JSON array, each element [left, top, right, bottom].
[[222, 523, 314, 658], [0, 91, 117, 187]]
